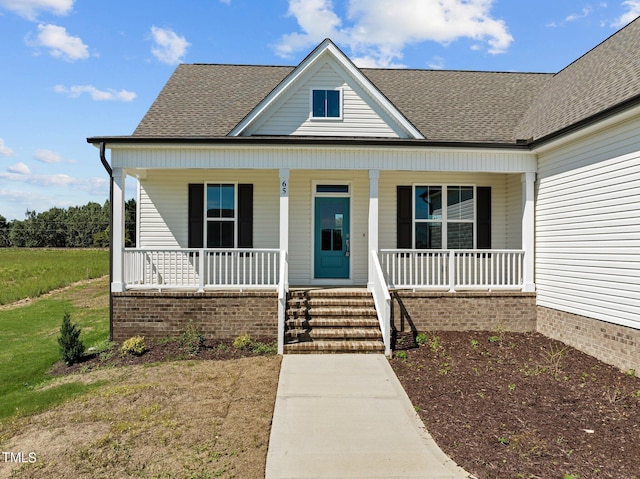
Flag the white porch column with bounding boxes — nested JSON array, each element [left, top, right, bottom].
[[112, 167, 126, 293], [279, 169, 289, 253], [368, 169, 380, 290], [522, 172, 536, 292]]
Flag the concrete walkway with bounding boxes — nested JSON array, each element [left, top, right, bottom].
[[266, 354, 473, 478]]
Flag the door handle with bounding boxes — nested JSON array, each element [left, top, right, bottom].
[[345, 239, 350, 257]]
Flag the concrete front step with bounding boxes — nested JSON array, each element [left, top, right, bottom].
[[283, 340, 386, 354]]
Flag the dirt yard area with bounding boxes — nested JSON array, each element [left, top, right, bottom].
[[0, 355, 281, 479], [391, 331, 640, 479]]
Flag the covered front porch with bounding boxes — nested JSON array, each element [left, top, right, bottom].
[[107, 144, 537, 355]]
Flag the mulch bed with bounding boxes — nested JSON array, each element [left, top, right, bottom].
[[391, 331, 640, 479], [49, 337, 276, 377]]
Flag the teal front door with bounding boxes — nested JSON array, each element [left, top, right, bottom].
[[314, 197, 350, 279]]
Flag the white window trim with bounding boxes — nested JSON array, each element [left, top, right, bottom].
[[204, 182, 238, 249], [309, 88, 343, 121], [412, 184, 477, 249]]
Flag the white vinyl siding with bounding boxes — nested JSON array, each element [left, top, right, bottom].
[[379, 172, 517, 251], [249, 62, 402, 138], [138, 169, 279, 249], [536, 114, 640, 329]]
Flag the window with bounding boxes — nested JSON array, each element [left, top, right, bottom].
[[188, 183, 253, 249], [312, 89, 341, 118], [207, 184, 235, 248], [414, 185, 475, 249]]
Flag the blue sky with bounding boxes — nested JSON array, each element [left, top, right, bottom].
[[0, 0, 638, 221]]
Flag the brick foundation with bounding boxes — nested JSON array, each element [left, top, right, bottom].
[[391, 291, 537, 333], [111, 291, 278, 343], [537, 306, 640, 373]]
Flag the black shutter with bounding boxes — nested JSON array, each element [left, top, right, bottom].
[[477, 187, 491, 249], [237, 184, 253, 248], [397, 186, 412, 249], [188, 184, 204, 248]]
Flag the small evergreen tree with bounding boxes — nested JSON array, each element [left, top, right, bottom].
[[58, 312, 85, 366]]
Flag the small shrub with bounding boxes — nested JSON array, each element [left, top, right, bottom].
[[470, 339, 479, 349], [415, 332, 428, 346], [395, 350, 408, 360], [58, 312, 85, 366], [233, 333, 253, 350], [120, 336, 147, 356], [180, 321, 205, 356], [251, 341, 278, 355]]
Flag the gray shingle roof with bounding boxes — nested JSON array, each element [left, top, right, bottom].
[[132, 18, 639, 145], [515, 17, 640, 142]]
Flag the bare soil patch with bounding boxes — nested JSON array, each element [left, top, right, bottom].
[[391, 331, 640, 479], [1, 354, 281, 479]]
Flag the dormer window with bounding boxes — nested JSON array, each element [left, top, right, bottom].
[[312, 89, 341, 119]]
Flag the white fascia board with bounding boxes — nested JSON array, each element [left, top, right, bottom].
[[229, 39, 424, 140]]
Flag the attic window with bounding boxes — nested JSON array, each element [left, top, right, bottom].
[[312, 89, 341, 119]]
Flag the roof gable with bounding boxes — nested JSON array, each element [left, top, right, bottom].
[[229, 39, 424, 139]]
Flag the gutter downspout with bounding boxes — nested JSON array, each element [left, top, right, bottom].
[[99, 142, 114, 342]]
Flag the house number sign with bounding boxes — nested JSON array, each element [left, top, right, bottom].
[[281, 179, 288, 197]]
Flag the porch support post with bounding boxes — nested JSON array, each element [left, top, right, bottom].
[[112, 167, 126, 293], [522, 172, 536, 292], [279, 169, 289, 253], [367, 169, 380, 290]]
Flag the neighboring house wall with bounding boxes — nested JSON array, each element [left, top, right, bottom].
[[535, 111, 640, 371]]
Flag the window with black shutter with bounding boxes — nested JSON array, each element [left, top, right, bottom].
[[188, 183, 253, 248], [397, 185, 491, 249]]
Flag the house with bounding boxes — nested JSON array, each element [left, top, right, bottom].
[[88, 18, 640, 370]]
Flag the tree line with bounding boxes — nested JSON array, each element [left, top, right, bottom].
[[0, 199, 136, 248]]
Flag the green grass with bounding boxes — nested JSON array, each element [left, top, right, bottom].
[[0, 275, 110, 422], [0, 248, 108, 305]]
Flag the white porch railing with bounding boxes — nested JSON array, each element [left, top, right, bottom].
[[370, 250, 392, 356], [123, 248, 281, 290], [379, 249, 525, 291], [277, 251, 289, 355]]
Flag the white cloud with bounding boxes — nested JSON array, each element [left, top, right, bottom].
[[34, 148, 64, 163], [428, 56, 445, 70], [275, 0, 513, 67], [30, 23, 89, 61], [0, 138, 15, 157], [0, 170, 108, 193], [150, 26, 190, 65], [54, 84, 136, 102], [7, 162, 30, 175], [0, 0, 73, 21], [566, 6, 593, 22], [612, 0, 640, 27]]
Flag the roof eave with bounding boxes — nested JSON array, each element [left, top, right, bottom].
[[87, 135, 531, 150]]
